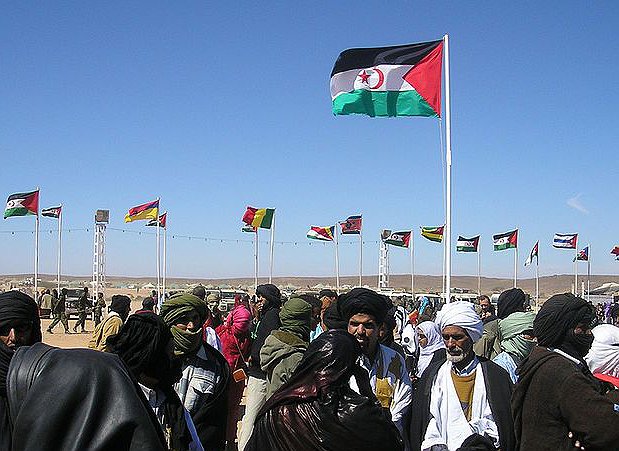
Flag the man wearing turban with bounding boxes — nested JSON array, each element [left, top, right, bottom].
[[492, 311, 536, 383], [161, 293, 230, 451], [409, 301, 515, 451], [512, 293, 619, 450], [338, 288, 412, 436]]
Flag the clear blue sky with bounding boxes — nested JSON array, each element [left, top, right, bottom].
[[1, 1, 618, 280]]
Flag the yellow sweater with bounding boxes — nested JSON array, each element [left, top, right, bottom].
[[88, 314, 123, 352], [451, 371, 476, 420]]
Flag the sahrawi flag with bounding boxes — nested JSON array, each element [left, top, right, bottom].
[[575, 246, 589, 262], [493, 229, 518, 251], [41, 205, 62, 219], [331, 40, 443, 117], [524, 241, 539, 266], [611, 246, 619, 260], [456, 235, 479, 253], [381, 230, 411, 248], [4, 190, 39, 219], [242, 207, 275, 229], [553, 233, 578, 249], [146, 212, 167, 228], [307, 226, 335, 242]]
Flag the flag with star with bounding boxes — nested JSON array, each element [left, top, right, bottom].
[[330, 40, 443, 117], [4, 190, 39, 219]]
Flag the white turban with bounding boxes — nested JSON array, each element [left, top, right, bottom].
[[436, 301, 483, 343], [585, 324, 619, 378]]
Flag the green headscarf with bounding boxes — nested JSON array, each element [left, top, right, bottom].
[[160, 293, 208, 356], [498, 311, 536, 363], [279, 297, 312, 342]]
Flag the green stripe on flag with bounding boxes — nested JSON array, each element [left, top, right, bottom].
[[333, 89, 438, 117]]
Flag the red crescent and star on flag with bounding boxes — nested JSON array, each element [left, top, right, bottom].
[[357, 67, 385, 89]]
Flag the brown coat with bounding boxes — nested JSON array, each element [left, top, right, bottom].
[[512, 346, 619, 451]]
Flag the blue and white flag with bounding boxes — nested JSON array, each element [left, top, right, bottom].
[[553, 233, 578, 249]]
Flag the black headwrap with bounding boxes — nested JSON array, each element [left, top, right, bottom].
[[496, 288, 526, 319], [534, 293, 596, 357], [106, 311, 174, 382], [323, 304, 347, 330], [256, 284, 281, 308], [337, 288, 391, 325], [0, 290, 42, 344], [110, 295, 131, 314]]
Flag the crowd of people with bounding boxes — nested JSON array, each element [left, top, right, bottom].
[[1, 283, 619, 450]]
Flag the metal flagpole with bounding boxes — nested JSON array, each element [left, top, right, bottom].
[[57, 204, 62, 295], [335, 225, 340, 293], [444, 34, 453, 303], [254, 229, 258, 291], [156, 199, 161, 304], [574, 246, 578, 295], [477, 244, 481, 295], [535, 253, 540, 305], [34, 212, 39, 299], [410, 232, 415, 300], [587, 244, 591, 301], [442, 231, 446, 298], [269, 214, 275, 284], [163, 221, 167, 303], [359, 229, 363, 286], [514, 245, 518, 288]]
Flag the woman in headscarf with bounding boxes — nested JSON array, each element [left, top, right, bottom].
[[415, 321, 446, 378], [246, 329, 403, 451], [492, 311, 536, 383], [260, 297, 312, 398], [585, 324, 619, 388], [216, 294, 252, 449], [161, 293, 230, 451]]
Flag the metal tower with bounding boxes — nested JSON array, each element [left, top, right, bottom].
[[92, 210, 109, 302], [378, 238, 390, 289]]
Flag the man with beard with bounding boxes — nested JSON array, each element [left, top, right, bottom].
[[338, 288, 412, 436], [512, 293, 619, 450], [409, 301, 515, 451], [88, 294, 131, 351], [107, 310, 199, 450], [238, 284, 282, 451], [161, 293, 230, 451], [2, 292, 167, 451]]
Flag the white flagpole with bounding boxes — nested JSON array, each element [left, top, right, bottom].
[[444, 34, 453, 303], [514, 243, 518, 288], [335, 225, 340, 293], [34, 211, 39, 299], [254, 229, 259, 291], [57, 204, 62, 295], [477, 242, 481, 295], [587, 244, 591, 301], [574, 246, 578, 295], [535, 252, 540, 305], [442, 230, 446, 298], [156, 199, 161, 304], [410, 233, 415, 300], [163, 221, 167, 303], [359, 229, 363, 286], [269, 214, 275, 284]]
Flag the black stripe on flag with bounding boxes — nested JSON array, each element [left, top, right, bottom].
[[331, 40, 442, 76]]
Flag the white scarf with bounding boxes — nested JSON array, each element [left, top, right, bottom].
[[586, 324, 619, 377], [421, 361, 499, 451], [416, 321, 445, 377]]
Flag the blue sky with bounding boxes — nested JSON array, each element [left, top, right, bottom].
[[1, 2, 618, 280]]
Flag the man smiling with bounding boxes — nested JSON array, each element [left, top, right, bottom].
[[409, 301, 515, 451], [338, 288, 412, 436]]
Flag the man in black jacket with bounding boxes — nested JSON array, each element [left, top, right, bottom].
[[409, 301, 515, 451], [238, 283, 281, 451]]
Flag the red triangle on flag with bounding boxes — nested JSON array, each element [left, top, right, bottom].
[[403, 42, 443, 116]]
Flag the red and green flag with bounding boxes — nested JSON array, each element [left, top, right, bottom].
[[4, 190, 39, 219], [41, 205, 62, 219], [456, 235, 479, 252], [381, 230, 411, 248], [242, 207, 275, 229], [330, 40, 443, 118], [146, 212, 167, 228], [493, 229, 518, 251], [307, 226, 335, 242], [421, 225, 444, 243]]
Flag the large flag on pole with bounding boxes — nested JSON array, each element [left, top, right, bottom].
[[524, 241, 539, 266], [41, 205, 62, 219], [421, 226, 444, 243], [553, 233, 578, 249], [382, 230, 412, 248], [125, 199, 159, 223], [146, 212, 167, 228], [307, 226, 335, 242], [574, 246, 589, 262], [330, 40, 443, 117], [493, 229, 518, 251], [242, 207, 275, 229], [456, 235, 479, 252], [339, 215, 362, 234], [4, 190, 39, 219]]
